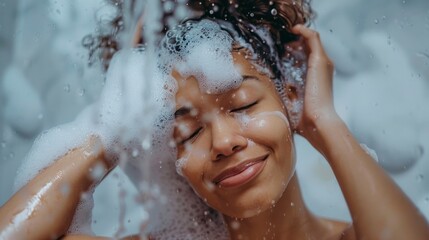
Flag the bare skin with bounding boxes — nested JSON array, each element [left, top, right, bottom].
[[1, 25, 428, 240], [0, 137, 112, 240]]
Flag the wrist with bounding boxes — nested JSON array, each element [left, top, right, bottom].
[[314, 117, 350, 158], [304, 112, 348, 155]]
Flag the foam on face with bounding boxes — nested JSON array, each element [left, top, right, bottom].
[[234, 111, 290, 131]]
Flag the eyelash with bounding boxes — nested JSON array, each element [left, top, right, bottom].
[[179, 101, 258, 144], [231, 101, 258, 112], [181, 127, 203, 144]]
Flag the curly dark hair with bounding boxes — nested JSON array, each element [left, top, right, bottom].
[[83, 0, 313, 71]]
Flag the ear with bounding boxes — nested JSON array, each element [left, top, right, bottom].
[[282, 82, 304, 132], [281, 38, 308, 131]]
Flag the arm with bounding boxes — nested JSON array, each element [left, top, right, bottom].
[[292, 25, 429, 240], [0, 137, 113, 240]]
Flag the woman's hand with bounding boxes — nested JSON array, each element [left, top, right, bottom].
[[290, 24, 342, 153], [289, 25, 429, 240]]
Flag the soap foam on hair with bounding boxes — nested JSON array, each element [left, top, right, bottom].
[[159, 19, 243, 94]]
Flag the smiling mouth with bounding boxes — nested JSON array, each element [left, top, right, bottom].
[[212, 153, 269, 188]]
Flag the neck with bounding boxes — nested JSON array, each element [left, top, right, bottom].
[[222, 174, 327, 240]]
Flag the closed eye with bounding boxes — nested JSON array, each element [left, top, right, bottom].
[[231, 101, 258, 112], [181, 127, 203, 144]]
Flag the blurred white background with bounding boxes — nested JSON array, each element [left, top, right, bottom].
[[0, 0, 428, 236]]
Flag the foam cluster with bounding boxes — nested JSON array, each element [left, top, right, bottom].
[[159, 19, 243, 94], [13, 18, 307, 239]]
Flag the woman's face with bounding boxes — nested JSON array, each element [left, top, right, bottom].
[[172, 51, 296, 218]]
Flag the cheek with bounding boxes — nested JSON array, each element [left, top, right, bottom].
[[177, 143, 213, 192], [236, 110, 292, 145]]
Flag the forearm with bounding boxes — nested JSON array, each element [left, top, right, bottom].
[[316, 119, 429, 239], [0, 137, 110, 240]]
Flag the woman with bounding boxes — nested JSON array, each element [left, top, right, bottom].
[[1, 0, 429, 239]]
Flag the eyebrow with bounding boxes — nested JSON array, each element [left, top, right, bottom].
[[174, 75, 260, 118]]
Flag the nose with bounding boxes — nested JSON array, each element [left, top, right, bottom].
[[211, 115, 247, 161]]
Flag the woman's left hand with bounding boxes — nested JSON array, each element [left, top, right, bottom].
[[290, 25, 342, 151]]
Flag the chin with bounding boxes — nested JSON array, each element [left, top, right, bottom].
[[216, 175, 290, 219]]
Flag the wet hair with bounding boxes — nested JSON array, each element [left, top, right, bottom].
[[83, 0, 313, 71]]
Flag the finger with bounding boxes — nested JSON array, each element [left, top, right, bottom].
[[292, 25, 328, 58]]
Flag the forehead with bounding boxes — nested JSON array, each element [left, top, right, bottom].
[[173, 50, 272, 99]]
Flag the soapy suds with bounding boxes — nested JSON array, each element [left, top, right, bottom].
[[159, 20, 243, 94], [360, 143, 379, 163], [175, 155, 189, 177], [234, 111, 290, 130], [12, 15, 304, 240]]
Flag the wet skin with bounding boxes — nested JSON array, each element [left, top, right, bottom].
[[173, 50, 296, 218], [1, 25, 428, 240]]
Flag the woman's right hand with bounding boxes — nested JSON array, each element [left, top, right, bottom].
[[0, 136, 113, 240]]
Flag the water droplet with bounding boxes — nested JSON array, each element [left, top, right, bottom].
[[271, 8, 278, 16], [8, 152, 15, 159], [61, 183, 70, 196], [78, 88, 85, 96], [142, 137, 151, 150], [63, 84, 70, 93], [132, 149, 139, 157], [81, 192, 90, 200], [90, 162, 106, 181], [37, 113, 44, 120], [374, 19, 379, 24], [163, 1, 175, 13], [329, 29, 333, 33], [416, 174, 424, 182], [230, 221, 240, 230], [249, 12, 255, 17]]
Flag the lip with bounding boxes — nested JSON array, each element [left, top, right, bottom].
[[212, 153, 269, 188]]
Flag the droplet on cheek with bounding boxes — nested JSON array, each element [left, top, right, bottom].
[[230, 220, 240, 230], [205, 180, 216, 192], [257, 119, 267, 128]]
